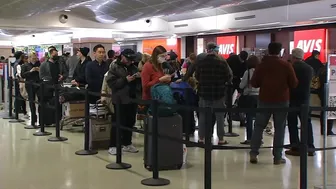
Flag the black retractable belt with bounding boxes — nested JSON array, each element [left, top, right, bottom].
[[48, 84, 68, 142], [75, 89, 98, 155], [33, 82, 52, 136], [106, 99, 132, 170]]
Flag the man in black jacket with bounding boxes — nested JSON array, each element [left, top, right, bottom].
[[21, 53, 40, 126], [106, 49, 139, 155], [286, 48, 315, 156], [72, 47, 90, 88], [195, 42, 233, 145]]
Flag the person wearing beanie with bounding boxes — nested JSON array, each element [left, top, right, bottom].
[[72, 47, 90, 87], [106, 48, 140, 155], [305, 50, 323, 75], [286, 48, 315, 157]]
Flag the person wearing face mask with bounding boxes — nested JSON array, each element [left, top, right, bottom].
[[106, 49, 140, 155], [39, 46, 68, 126], [39, 46, 68, 84], [21, 52, 41, 126], [141, 45, 171, 101]]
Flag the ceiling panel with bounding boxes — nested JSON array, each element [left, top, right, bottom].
[[0, 0, 323, 24]]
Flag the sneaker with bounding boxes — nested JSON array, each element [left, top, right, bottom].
[[308, 151, 316, 156], [250, 154, 258, 164], [108, 147, 117, 155], [123, 145, 139, 153], [240, 140, 250, 145], [273, 158, 286, 165], [285, 149, 300, 156]]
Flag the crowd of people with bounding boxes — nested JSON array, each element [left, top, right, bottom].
[[3, 40, 333, 165]]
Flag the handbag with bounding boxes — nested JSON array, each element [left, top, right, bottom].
[[238, 69, 254, 108]]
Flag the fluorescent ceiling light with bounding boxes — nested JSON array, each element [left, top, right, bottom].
[[253, 22, 280, 26], [310, 16, 336, 20], [153, 15, 164, 18], [197, 32, 205, 35], [85, 4, 92, 7], [195, 6, 214, 12], [64, 9, 71, 12]]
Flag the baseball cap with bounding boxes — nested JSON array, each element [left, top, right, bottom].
[[121, 49, 136, 61], [206, 42, 219, 52]]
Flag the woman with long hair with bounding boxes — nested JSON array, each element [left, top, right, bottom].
[[141, 46, 171, 100], [239, 55, 260, 145], [138, 53, 151, 72]]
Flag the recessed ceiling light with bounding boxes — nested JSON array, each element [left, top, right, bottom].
[[85, 4, 92, 7], [64, 9, 71, 12]]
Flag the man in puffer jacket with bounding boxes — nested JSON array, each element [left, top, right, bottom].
[[106, 49, 139, 155]]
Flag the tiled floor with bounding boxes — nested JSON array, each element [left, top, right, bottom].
[[0, 114, 336, 189]]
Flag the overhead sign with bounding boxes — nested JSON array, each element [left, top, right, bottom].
[[329, 55, 336, 80], [216, 36, 237, 59], [294, 29, 326, 62]]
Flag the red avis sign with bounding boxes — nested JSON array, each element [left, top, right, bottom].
[[294, 29, 327, 63], [216, 36, 237, 59]]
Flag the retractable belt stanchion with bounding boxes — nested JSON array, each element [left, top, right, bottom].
[[3, 76, 14, 119], [224, 84, 239, 137], [106, 99, 131, 169], [299, 104, 309, 189], [9, 78, 25, 123], [48, 84, 68, 142], [141, 100, 170, 186], [75, 89, 98, 155], [33, 82, 52, 136], [184, 88, 191, 146], [204, 107, 212, 189]]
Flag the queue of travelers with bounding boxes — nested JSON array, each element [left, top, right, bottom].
[[5, 41, 333, 165]]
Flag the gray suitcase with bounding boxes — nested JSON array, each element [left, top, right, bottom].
[[144, 114, 183, 171]]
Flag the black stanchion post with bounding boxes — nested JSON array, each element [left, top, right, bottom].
[[25, 82, 39, 129], [9, 79, 25, 123], [48, 84, 68, 142], [106, 99, 132, 169], [204, 107, 212, 189], [184, 88, 191, 146], [224, 84, 239, 137], [3, 76, 14, 119], [75, 89, 98, 155], [142, 100, 170, 186], [33, 82, 52, 136], [299, 104, 309, 189]]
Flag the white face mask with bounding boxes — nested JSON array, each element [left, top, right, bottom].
[[157, 57, 166, 64]]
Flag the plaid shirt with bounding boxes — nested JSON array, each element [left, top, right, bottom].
[[195, 53, 232, 101]]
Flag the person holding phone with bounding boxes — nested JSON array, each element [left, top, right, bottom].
[[106, 49, 140, 155]]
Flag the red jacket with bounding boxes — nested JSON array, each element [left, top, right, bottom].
[[141, 62, 164, 100], [251, 56, 298, 103]]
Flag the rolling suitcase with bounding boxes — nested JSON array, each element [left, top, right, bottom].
[[144, 114, 183, 171]]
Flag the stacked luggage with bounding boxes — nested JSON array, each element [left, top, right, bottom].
[[144, 83, 184, 171]]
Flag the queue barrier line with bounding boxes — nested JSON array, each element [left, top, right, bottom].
[[6, 79, 336, 189]]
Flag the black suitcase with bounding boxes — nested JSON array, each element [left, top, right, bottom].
[[144, 114, 183, 171]]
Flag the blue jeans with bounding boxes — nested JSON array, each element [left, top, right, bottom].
[[250, 101, 289, 160], [198, 97, 226, 140]]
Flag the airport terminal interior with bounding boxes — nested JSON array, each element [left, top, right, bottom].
[[1, 0, 336, 189]]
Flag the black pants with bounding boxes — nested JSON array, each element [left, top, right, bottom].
[[14, 82, 27, 114], [26, 83, 39, 124], [110, 103, 137, 147], [318, 93, 334, 134], [287, 101, 315, 151]]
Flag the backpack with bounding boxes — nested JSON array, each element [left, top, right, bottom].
[[150, 84, 177, 117]]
